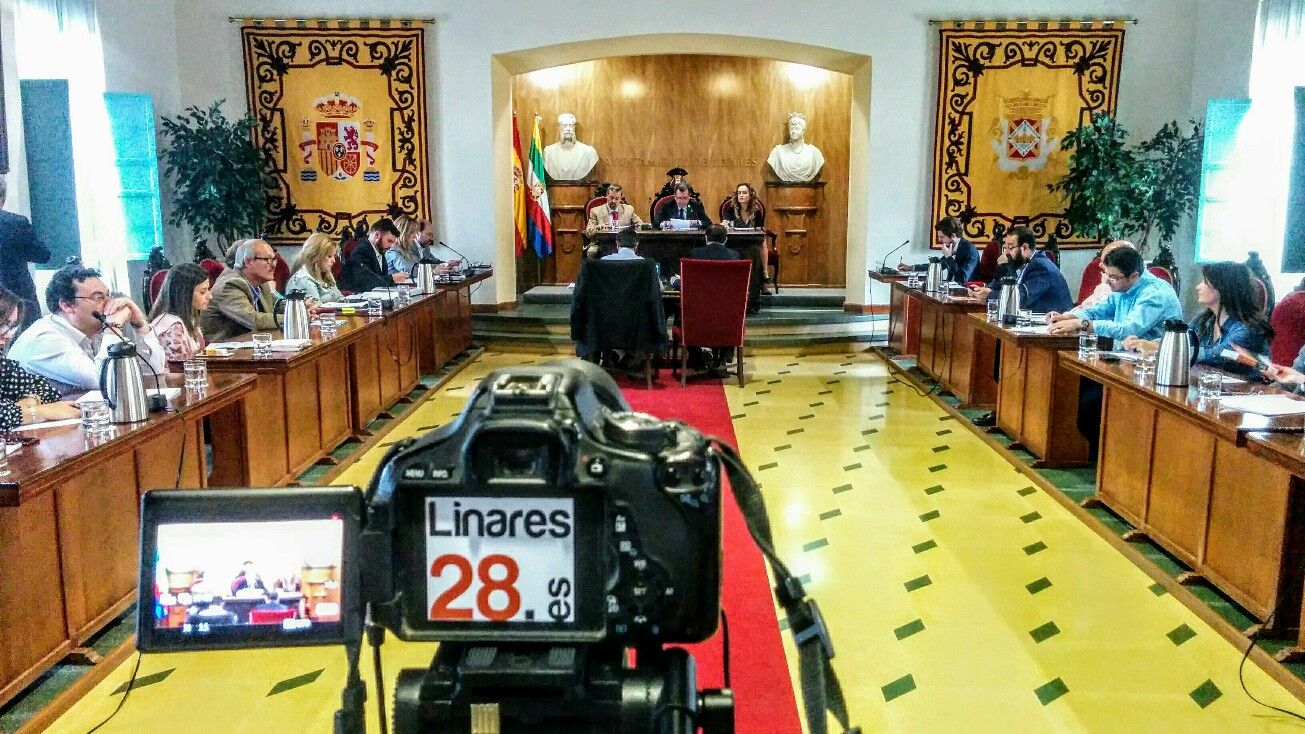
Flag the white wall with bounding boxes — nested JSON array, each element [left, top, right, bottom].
[[75, 0, 1258, 307]]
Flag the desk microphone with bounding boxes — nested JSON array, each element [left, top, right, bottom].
[[437, 240, 474, 266], [94, 311, 168, 412], [879, 239, 910, 273]]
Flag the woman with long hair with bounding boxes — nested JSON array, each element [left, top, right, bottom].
[[286, 232, 345, 303], [386, 214, 423, 278], [1125, 261, 1271, 376], [0, 285, 79, 427], [721, 182, 764, 228], [149, 263, 212, 368]]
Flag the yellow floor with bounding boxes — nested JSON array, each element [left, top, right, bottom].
[[44, 349, 1305, 732]]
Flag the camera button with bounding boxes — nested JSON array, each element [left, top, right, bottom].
[[586, 456, 608, 477], [402, 466, 427, 480]]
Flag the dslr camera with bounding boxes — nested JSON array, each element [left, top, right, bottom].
[[138, 359, 736, 733]]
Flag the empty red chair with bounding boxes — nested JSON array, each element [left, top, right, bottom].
[[1270, 290, 1305, 366], [673, 259, 752, 387], [249, 607, 297, 625]]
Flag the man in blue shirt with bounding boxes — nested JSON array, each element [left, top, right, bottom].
[[1045, 246, 1182, 456], [1046, 246, 1182, 339], [967, 226, 1072, 312]]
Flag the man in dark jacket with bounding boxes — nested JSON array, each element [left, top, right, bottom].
[[341, 218, 403, 293], [899, 216, 978, 284], [653, 184, 711, 229], [688, 224, 741, 261], [0, 178, 51, 328], [968, 226, 1072, 313]]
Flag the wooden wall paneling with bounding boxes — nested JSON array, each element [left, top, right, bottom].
[[135, 422, 204, 494], [917, 300, 938, 375], [997, 342, 1026, 438], [350, 329, 383, 433], [399, 311, 420, 392], [1022, 348, 1089, 465], [512, 55, 851, 287], [457, 284, 473, 351], [376, 318, 403, 407], [318, 347, 353, 450], [245, 375, 289, 486], [0, 493, 70, 707], [1143, 411, 1215, 567], [1203, 441, 1295, 620], [285, 361, 323, 473], [414, 300, 437, 375], [1096, 386, 1155, 526], [55, 451, 140, 642]]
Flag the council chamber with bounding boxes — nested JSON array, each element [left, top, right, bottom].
[[3, 2, 1305, 733]]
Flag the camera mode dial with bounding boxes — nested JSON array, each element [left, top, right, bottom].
[[602, 411, 676, 454]]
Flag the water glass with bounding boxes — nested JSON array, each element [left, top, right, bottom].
[[1197, 370, 1223, 399], [0, 439, 9, 477], [985, 299, 999, 322], [1016, 309, 1032, 327], [1136, 346, 1159, 376], [252, 333, 274, 358], [183, 359, 207, 390], [1078, 328, 1097, 360], [79, 399, 112, 435], [367, 298, 383, 318], [319, 318, 338, 339]]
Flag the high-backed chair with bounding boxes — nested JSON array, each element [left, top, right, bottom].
[[148, 269, 168, 307], [649, 194, 674, 224], [1148, 265, 1174, 287], [1270, 290, 1305, 366], [976, 240, 1002, 284], [719, 196, 779, 291], [1078, 256, 1104, 304], [199, 258, 225, 286], [673, 259, 751, 387], [584, 196, 605, 221], [1252, 277, 1269, 315], [569, 258, 668, 388], [274, 253, 291, 294]]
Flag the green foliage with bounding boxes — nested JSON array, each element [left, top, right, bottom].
[[159, 101, 269, 251], [1047, 112, 1203, 253]]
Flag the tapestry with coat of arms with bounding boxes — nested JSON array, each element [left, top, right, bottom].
[[241, 20, 430, 246], [930, 20, 1125, 248]]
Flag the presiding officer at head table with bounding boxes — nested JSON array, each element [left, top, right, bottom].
[[654, 183, 711, 230], [200, 239, 285, 342]]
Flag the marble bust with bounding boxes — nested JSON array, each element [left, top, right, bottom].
[[766, 112, 825, 183], [542, 112, 599, 181]]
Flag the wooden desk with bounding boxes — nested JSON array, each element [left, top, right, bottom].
[[971, 317, 1088, 467], [1062, 353, 1305, 635], [909, 291, 994, 408], [0, 372, 257, 707], [887, 280, 922, 356]]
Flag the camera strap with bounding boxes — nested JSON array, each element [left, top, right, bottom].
[[709, 439, 860, 734]]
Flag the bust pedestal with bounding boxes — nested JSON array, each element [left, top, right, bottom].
[[542, 180, 594, 284], [764, 181, 824, 286]]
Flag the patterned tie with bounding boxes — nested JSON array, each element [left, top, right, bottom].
[[679, 207, 686, 220]]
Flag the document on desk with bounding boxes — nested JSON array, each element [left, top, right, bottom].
[[12, 417, 81, 432], [1010, 324, 1050, 335], [667, 218, 695, 231], [1219, 394, 1305, 416]]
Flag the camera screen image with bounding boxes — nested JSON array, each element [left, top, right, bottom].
[[425, 496, 576, 624], [145, 517, 346, 649]]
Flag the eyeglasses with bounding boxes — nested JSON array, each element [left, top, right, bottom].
[[250, 256, 278, 264], [74, 293, 110, 305], [0, 321, 18, 339], [1104, 272, 1131, 284]]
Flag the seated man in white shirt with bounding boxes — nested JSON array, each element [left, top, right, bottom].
[[8, 261, 165, 397]]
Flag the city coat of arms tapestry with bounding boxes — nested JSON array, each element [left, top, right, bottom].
[[241, 20, 430, 245], [929, 20, 1125, 248]]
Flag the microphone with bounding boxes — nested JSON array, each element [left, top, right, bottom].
[[437, 240, 473, 266], [879, 239, 910, 273], [94, 311, 168, 411]]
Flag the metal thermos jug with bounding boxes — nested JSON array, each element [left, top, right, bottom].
[[414, 257, 440, 294], [98, 341, 149, 423], [1155, 319, 1192, 387], [997, 277, 1020, 326], [282, 290, 310, 340], [925, 258, 943, 293]]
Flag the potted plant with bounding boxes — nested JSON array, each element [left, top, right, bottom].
[[1048, 113, 1203, 282], [159, 101, 269, 256]]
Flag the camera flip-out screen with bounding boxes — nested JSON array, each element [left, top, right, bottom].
[[137, 487, 363, 652], [426, 496, 575, 624]]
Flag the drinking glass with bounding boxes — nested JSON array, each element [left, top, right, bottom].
[[1198, 370, 1223, 399], [1016, 309, 1032, 327], [319, 318, 338, 339], [985, 299, 999, 322], [1136, 343, 1159, 375], [252, 333, 274, 358], [1078, 328, 1098, 360], [183, 359, 207, 390], [367, 298, 383, 318], [0, 439, 9, 477], [80, 399, 111, 435]]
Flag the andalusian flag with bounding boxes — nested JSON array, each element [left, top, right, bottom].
[[525, 115, 553, 257], [511, 112, 527, 257]]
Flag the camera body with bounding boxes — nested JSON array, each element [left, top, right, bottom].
[[363, 359, 722, 647]]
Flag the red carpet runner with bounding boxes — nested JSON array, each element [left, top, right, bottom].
[[622, 379, 802, 734]]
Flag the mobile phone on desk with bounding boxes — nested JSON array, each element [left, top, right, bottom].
[[1221, 346, 1270, 373]]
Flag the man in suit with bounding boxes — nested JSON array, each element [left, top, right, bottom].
[[201, 239, 283, 341], [898, 216, 979, 284], [688, 224, 741, 261], [0, 177, 50, 328], [341, 218, 404, 293], [653, 184, 711, 229], [585, 183, 644, 236], [968, 226, 1072, 313]]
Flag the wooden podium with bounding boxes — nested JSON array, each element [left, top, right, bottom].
[[546, 181, 593, 284], [764, 181, 823, 286]]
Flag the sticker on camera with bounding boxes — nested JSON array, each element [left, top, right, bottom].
[[425, 497, 575, 623]]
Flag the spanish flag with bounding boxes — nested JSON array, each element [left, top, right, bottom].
[[525, 115, 553, 257], [511, 112, 527, 257]]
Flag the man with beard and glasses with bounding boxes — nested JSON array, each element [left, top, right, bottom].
[[968, 226, 1072, 313]]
